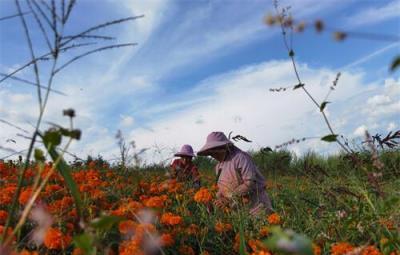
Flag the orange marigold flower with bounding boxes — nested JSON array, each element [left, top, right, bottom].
[[72, 248, 84, 255], [179, 245, 195, 255], [233, 233, 241, 252], [134, 223, 156, 242], [313, 243, 321, 255], [214, 221, 232, 233], [119, 220, 137, 236], [0, 210, 8, 224], [251, 251, 272, 255], [186, 224, 199, 235], [119, 239, 143, 255], [160, 212, 182, 226], [361, 246, 382, 255], [19, 250, 39, 255], [379, 219, 395, 230], [145, 196, 165, 208], [194, 188, 212, 203], [160, 233, 175, 247], [267, 213, 281, 225], [44, 228, 71, 250], [44, 184, 63, 195], [248, 239, 268, 253], [19, 187, 33, 205], [0, 184, 17, 205], [149, 182, 159, 194], [259, 226, 269, 237], [331, 242, 354, 255]]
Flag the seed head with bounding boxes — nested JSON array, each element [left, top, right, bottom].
[[264, 14, 276, 26], [334, 31, 347, 41], [295, 22, 306, 32], [314, 20, 324, 33], [63, 108, 75, 118]]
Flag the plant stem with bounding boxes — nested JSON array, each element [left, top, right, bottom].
[[273, 4, 350, 154]]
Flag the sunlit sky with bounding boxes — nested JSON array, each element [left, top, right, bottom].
[[0, 0, 399, 163]]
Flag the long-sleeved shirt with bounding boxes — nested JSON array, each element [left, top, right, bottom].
[[170, 159, 200, 188], [215, 146, 272, 215]]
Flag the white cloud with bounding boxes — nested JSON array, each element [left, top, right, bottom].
[[353, 125, 367, 137], [121, 0, 170, 45], [2, 61, 397, 163], [387, 122, 397, 131], [127, 60, 397, 163], [345, 0, 400, 28], [363, 78, 400, 118], [341, 43, 400, 70], [367, 95, 391, 106], [120, 115, 135, 127]]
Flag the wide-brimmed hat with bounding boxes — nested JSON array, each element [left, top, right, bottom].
[[174, 144, 195, 157], [197, 132, 232, 156]]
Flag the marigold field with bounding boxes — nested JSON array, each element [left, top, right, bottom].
[[0, 150, 399, 255]]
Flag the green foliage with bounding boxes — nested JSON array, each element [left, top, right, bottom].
[[390, 55, 400, 72], [251, 150, 292, 176], [293, 83, 304, 90], [90, 215, 124, 232], [73, 233, 95, 255], [320, 101, 330, 112], [34, 148, 45, 162], [321, 134, 338, 142], [41, 127, 83, 220]]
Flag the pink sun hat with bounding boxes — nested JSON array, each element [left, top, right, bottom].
[[197, 131, 232, 156], [174, 144, 195, 157]]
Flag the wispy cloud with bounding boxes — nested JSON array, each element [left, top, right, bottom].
[[341, 42, 400, 70], [345, 0, 400, 28]]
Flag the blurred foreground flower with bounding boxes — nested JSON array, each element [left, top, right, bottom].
[[30, 205, 53, 245], [263, 227, 313, 255]]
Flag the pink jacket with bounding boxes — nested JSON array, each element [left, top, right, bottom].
[[215, 146, 272, 215]]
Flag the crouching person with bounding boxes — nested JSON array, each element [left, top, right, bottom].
[[197, 132, 273, 216], [170, 144, 201, 189]]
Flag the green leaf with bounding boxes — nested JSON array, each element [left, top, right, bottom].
[[73, 233, 95, 255], [34, 148, 45, 162], [390, 56, 400, 72], [321, 134, 338, 142], [70, 129, 82, 140], [293, 83, 304, 90], [43, 129, 62, 149], [90, 215, 124, 231], [238, 224, 248, 255], [60, 128, 82, 140], [320, 101, 330, 112], [42, 135, 83, 220]]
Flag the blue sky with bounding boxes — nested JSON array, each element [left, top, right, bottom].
[[0, 0, 399, 163]]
